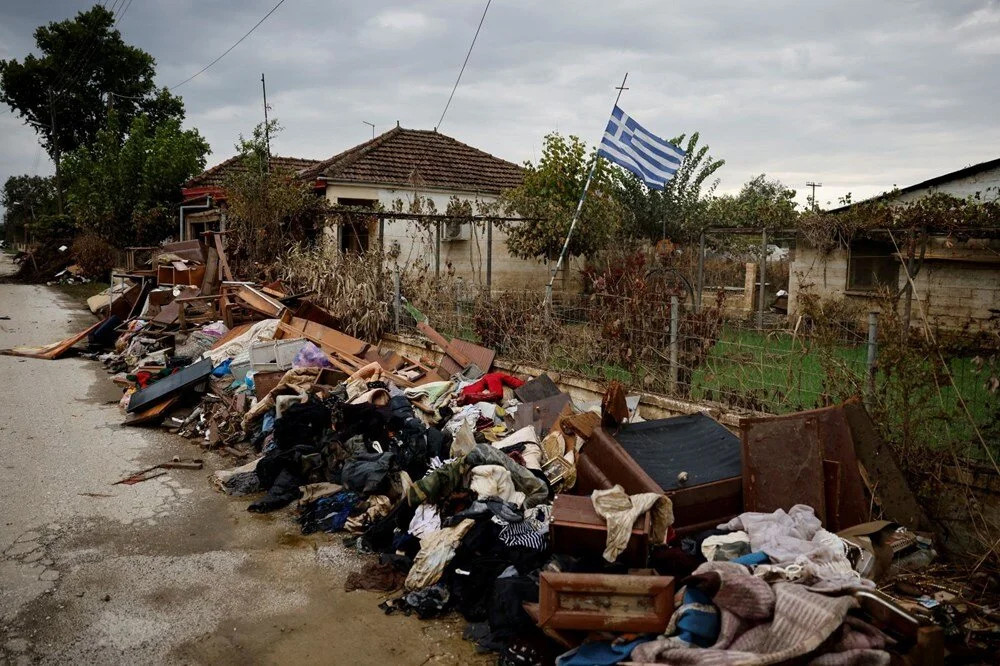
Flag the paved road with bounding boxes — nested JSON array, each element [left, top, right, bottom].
[[0, 256, 482, 665]]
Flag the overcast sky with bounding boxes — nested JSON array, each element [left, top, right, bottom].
[[2, 0, 1000, 213]]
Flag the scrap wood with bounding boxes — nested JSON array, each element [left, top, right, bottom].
[[123, 395, 181, 427], [0, 320, 102, 359], [234, 285, 285, 318], [113, 458, 204, 485], [127, 357, 213, 413]]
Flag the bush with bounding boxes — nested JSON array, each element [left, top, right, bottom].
[[72, 233, 117, 279]]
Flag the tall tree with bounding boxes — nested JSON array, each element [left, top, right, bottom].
[[707, 174, 799, 229], [0, 5, 184, 207], [503, 132, 623, 263], [615, 132, 725, 242], [62, 112, 209, 247], [1, 175, 58, 244], [224, 121, 330, 277]]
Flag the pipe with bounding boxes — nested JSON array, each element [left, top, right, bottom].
[[178, 196, 213, 241]]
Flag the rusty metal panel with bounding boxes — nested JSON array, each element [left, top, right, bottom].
[[742, 415, 825, 519]]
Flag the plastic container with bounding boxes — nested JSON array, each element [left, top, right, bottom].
[[274, 338, 307, 369]]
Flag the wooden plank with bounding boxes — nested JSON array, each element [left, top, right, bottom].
[[538, 572, 674, 633], [741, 415, 826, 519], [234, 285, 285, 317], [212, 233, 233, 282], [0, 320, 103, 360], [123, 395, 180, 427]]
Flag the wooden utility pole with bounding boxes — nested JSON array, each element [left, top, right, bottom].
[[261, 73, 271, 168]]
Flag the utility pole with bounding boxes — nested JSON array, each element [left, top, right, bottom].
[[805, 181, 822, 211], [261, 73, 271, 168], [362, 121, 375, 139], [48, 87, 64, 215]]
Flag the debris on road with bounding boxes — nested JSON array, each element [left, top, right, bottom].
[[22, 233, 996, 665]]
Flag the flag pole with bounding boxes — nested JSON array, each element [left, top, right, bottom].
[[545, 72, 629, 312]]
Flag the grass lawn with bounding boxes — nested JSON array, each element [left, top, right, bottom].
[[690, 326, 998, 455]]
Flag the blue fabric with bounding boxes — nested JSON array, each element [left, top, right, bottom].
[[675, 586, 718, 648], [557, 637, 650, 666], [212, 358, 232, 376], [261, 411, 276, 434], [733, 551, 769, 566]]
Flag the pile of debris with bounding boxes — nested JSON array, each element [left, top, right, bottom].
[[5, 233, 998, 665]]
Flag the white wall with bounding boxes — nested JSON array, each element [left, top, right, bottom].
[[323, 182, 582, 292], [894, 165, 1000, 204]]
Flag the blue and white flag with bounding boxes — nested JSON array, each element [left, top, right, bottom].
[[598, 105, 685, 190]]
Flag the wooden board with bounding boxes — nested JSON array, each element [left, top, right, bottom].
[[123, 395, 180, 427], [538, 571, 674, 633], [0, 320, 103, 360], [127, 358, 213, 413], [741, 415, 825, 519]]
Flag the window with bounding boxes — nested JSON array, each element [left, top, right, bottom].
[[847, 239, 899, 292], [336, 198, 376, 253]]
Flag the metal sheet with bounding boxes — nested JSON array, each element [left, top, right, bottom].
[[511, 393, 571, 436], [514, 373, 561, 403], [127, 357, 213, 413], [742, 415, 826, 518]]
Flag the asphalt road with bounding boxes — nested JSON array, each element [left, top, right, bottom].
[[0, 255, 484, 665]]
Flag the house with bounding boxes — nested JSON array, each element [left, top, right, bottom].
[[179, 155, 321, 240], [787, 158, 1000, 329], [298, 125, 581, 291]]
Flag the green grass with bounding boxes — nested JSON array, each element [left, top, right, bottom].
[[689, 326, 998, 456], [53, 280, 110, 302]]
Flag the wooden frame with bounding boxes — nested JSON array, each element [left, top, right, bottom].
[[537, 572, 674, 633]]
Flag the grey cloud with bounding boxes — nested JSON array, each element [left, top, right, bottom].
[[1, 0, 999, 213]]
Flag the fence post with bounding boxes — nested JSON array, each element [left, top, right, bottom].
[[757, 228, 767, 330], [866, 311, 878, 400], [669, 295, 679, 393], [696, 231, 705, 313], [393, 266, 401, 334], [435, 220, 441, 277], [486, 219, 493, 298]]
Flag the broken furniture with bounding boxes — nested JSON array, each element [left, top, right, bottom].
[[575, 413, 743, 536], [536, 571, 674, 633], [551, 493, 651, 567], [0, 320, 104, 360], [126, 357, 213, 413]]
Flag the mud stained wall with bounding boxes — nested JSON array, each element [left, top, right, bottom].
[[789, 240, 1000, 331]]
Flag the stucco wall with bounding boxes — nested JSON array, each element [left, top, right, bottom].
[[789, 239, 1000, 330], [893, 165, 1000, 204], [324, 182, 582, 292]]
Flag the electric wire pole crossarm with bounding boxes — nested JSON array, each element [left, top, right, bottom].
[[544, 73, 630, 309]]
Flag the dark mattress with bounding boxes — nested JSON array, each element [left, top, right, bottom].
[[613, 413, 741, 491]]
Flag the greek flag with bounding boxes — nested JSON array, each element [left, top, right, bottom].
[[598, 105, 685, 190]]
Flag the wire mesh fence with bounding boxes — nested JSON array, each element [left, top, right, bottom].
[[401, 271, 999, 457]]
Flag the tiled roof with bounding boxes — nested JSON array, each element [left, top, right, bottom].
[[299, 127, 524, 194], [183, 155, 321, 190]]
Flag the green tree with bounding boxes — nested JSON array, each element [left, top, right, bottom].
[[0, 5, 184, 206], [224, 121, 330, 277], [1, 175, 58, 244], [615, 132, 725, 242], [62, 112, 209, 247], [707, 174, 799, 229], [503, 132, 623, 263]]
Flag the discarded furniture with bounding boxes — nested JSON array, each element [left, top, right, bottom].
[[126, 357, 213, 413], [537, 572, 674, 633], [551, 493, 651, 567]]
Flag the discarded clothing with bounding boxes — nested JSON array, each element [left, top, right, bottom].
[[211, 457, 262, 496], [408, 504, 442, 540], [631, 561, 887, 665], [557, 638, 650, 666], [298, 491, 361, 534], [591, 484, 673, 562], [470, 464, 526, 507], [345, 495, 392, 533], [297, 482, 343, 508], [344, 560, 407, 593], [342, 452, 395, 495], [702, 531, 751, 562], [497, 519, 546, 551], [459, 372, 524, 405], [204, 318, 279, 365], [466, 443, 549, 508], [405, 519, 475, 591]]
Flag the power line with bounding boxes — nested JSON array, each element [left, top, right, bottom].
[[169, 0, 288, 91], [434, 0, 491, 132]]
